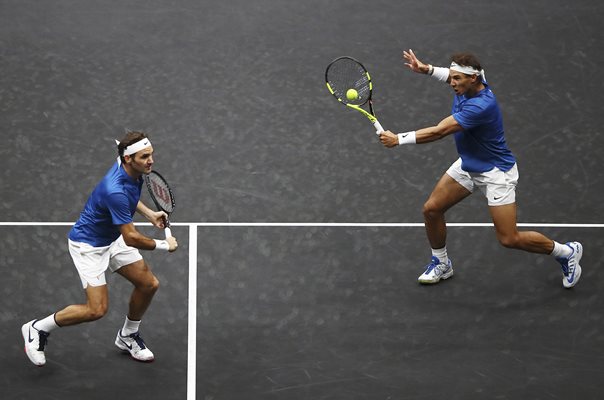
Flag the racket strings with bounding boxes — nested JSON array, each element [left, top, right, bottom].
[[147, 175, 174, 213], [326, 58, 371, 105]]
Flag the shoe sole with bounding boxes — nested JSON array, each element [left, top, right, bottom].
[[115, 338, 155, 363], [21, 323, 45, 367], [418, 269, 454, 284]]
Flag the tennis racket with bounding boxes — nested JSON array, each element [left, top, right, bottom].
[[144, 171, 175, 239], [325, 56, 384, 134]]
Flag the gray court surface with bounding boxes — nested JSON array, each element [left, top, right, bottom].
[[2, 0, 604, 399]]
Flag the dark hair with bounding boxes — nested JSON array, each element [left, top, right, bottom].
[[450, 53, 483, 73], [117, 131, 148, 162]]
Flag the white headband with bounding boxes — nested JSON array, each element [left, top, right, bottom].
[[115, 137, 152, 156], [450, 62, 487, 83]]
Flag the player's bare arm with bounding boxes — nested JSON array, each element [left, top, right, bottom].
[[136, 201, 167, 229], [379, 115, 462, 148], [119, 222, 178, 252]]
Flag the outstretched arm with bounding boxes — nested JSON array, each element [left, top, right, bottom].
[[403, 49, 431, 75], [379, 115, 462, 148], [403, 49, 450, 83]]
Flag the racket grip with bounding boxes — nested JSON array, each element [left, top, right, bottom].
[[164, 227, 172, 239], [373, 120, 384, 134]]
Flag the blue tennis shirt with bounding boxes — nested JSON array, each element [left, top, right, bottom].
[[69, 162, 143, 247], [451, 84, 516, 173]]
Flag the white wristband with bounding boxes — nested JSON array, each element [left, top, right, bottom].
[[431, 67, 450, 82], [397, 131, 417, 145], [154, 239, 170, 251]]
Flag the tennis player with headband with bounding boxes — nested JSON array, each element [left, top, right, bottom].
[[22, 131, 178, 366], [379, 49, 583, 287]]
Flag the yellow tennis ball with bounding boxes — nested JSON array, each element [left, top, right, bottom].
[[346, 88, 359, 101]]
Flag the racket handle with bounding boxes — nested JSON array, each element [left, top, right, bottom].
[[164, 227, 172, 239], [373, 120, 384, 134]]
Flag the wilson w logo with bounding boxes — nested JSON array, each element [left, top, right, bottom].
[[152, 181, 170, 205]]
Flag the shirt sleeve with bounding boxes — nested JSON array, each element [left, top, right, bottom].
[[453, 100, 489, 130], [106, 192, 134, 225]]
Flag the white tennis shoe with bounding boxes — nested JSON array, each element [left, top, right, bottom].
[[22, 319, 49, 366], [418, 256, 454, 284], [556, 241, 582, 289], [115, 330, 155, 362]]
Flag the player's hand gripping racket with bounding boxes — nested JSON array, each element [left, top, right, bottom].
[[144, 171, 175, 239], [325, 56, 384, 134]]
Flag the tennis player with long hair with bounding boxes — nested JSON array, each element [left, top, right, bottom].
[[379, 50, 582, 287], [22, 131, 178, 366]]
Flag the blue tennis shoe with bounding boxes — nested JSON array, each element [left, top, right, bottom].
[[418, 256, 453, 284]]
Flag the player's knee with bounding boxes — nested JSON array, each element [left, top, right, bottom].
[[141, 275, 160, 294], [87, 303, 108, 321], [423, 200, 443, 220], [498, 234, 520, 249], [150, 276, 160, 293]]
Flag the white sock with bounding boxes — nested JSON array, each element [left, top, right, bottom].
[[551, 241, 572, 258], [121, 317, 141, 336], [431, 247, 449, 264], [32, 313, 60, 333]]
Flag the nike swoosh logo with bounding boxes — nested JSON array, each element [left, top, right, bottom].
[[493, 196, 502, 200], [567, 265, 576, 283], [119, 338, 133, 350], [28, 327, 35, 343]]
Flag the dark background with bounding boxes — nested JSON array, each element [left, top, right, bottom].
[[1, 0, 603, 399]]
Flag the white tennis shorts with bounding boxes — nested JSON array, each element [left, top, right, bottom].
[[68, 235, 143, 288], [446, 158, 519, 206]]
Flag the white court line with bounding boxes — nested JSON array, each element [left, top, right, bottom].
[[182, 222, 604, 228], [187, 225, 197, 400], [1, 222, 603, 227]]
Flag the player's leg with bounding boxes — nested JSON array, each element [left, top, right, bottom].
[[22, 241, 111, 366], [112, 250, 159, 362], [483, 163, 582, 288], [418, 163, 472, 284], [54, 240, 112, 325], [116, 259, 160, 321], [489, 203, 582, 288], [54, 285, 109, 325], [22, 286, 108, 366], [423, 173, 472, 249], [489, 203, 554, 253]]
